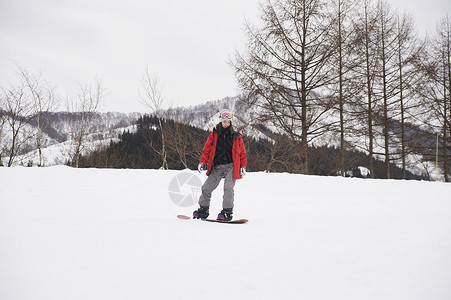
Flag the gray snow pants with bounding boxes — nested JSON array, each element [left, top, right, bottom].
[[198, 163, 235, 209]]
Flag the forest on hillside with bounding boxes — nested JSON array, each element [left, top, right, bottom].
[[78, 115, 424, 180]]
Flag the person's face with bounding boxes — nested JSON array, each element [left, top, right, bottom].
[[222, 120, 231, 128]]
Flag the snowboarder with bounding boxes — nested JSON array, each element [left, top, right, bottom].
[[193, 109, 247, 221]]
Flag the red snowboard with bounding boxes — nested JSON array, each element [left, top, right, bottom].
[[177, 214, 248, 224]]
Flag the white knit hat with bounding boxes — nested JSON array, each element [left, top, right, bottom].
[[218, 109, 233, 122]]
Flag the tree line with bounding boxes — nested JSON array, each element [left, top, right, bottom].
[[77, 114, 424, 180], [230, 0, 450, 181]]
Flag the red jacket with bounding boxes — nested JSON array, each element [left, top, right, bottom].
[[199, 129, 247, 181]]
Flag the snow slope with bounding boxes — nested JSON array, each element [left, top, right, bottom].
[[1, 167, 450, 300]]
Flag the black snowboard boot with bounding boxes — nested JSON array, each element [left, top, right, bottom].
[[193, 206, 209, 219], [217, 208, 233, 221]]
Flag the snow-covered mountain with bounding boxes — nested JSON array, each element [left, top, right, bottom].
[[1, 112, 141, 166], [1, 94, 439, 179], [1, 96, 265, 167], [164, 94, 284, 143], [163, 95, 439, 179]]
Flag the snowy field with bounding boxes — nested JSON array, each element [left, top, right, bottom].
[[1, 166, 451, 300]]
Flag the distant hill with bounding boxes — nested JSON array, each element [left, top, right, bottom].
[[77, 112, 425, 180], [0, 111, 141, 166], [0, 95, 437, 180]]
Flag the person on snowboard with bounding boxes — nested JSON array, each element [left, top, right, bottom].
[[193, 109, 247, 221]]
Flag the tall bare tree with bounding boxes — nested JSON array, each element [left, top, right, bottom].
[[352, 0, 403, 179], [67, 77, 105, 168], [348, 0, 380, 177], [232, 0, 336, 174], [0, 95, 7, 166], [138, 67, 168, 170], [1, 81, 35, 166], [17, 66, 59, 166], [375, 0, 400, 179], [417, 15, 451, 181], [391, 12, 423, 178], [328, 0, 358, 176]]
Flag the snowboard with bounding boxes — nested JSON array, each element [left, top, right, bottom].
[[177, 214, 248, 224]]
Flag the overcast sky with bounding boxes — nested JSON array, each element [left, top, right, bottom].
[[1, 0, 450, 113]]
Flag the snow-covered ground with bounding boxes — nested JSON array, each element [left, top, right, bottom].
[[1, 167, 450, 300]]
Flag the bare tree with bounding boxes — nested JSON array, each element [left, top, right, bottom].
[[351, 0, 402, 179], [374, 0, 401, 179], [1, 81, 35, 166], [138, 67, 168, 169], [67, 77, 105, 168], [328, 0, 359, 176], [163, 107, 207, 169], [232, 0, 336, 174], [17, 66, 59, 166], [349, 0, 380, 178], [261, 134, 297, 172], [416, 15, 451, 181], [0, 97, 7, 166], [390, 12, 424, 178]]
